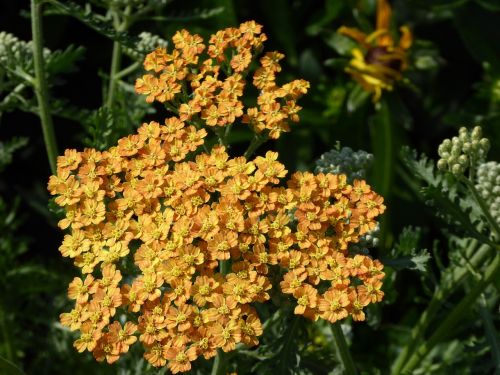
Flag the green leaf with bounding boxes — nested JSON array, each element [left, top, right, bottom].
[[0, 356, 26, 375], [384, 227, 431, 273], [346, 84, 370, 113], [46, 45, 86, 75], [400, 146, 441, 187], [323, 31, 357, 56], [401, 147, 494, 245], [45, 0, 140, 51]]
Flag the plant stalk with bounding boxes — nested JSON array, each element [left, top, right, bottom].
[[402, 253, 500, 373], [243, 133, 267, 159], [478, 294, 500, 374], [331, 323, 357, 375], [105, 5, 130, 109], [211, 348, 226, 375], [391, 243, 493, 374], [463, 178, 500, 240], [106, 41, 122, 109], [31, 0, 58, 174]]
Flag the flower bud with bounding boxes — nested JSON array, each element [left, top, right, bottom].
[[451, 146, 461, 157], [480, 138, 490, 153], [451, 164, 464, 176], [437, 159, 448, 171], [471, 126, 482, 140], [458, 155, 468, 167]]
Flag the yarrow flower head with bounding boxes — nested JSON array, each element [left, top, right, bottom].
[[338, 0, 412, 102], [135, 21, 309, 139], [48, 21, 386, 372]]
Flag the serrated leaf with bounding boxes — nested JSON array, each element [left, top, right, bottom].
[[45, 0, 140, 51], [422, 184, 489, 243], [385, 226, 431, 273], [46, 45, 85, 75], [400, 146, 441, 187]]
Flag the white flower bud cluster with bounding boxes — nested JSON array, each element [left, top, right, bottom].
[[0, 31, 50, 72], [437, 126, 490, 176], [476, 161, 500, 226], [136, 32, 168, 54], [315, 147, 373, 183]]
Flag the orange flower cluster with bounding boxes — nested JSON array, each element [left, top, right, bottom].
[[48, 21, 385, 373], [135, 21, 309, 139]]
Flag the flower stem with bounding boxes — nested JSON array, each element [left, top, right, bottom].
[[391, 243, 493, 374], [114, 61, 140, 80], [106, 41, 122, 109], [402, 252, 500, 373], [105, 5, 130, 109], [331, 323, 357, 375], [31, 0, 58, 174], [243, 133, 268, 159], [463, 178, 500, 240], [211, 349, 226, 375], [478, 293, 500, 372]]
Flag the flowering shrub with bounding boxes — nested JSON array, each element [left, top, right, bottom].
[[47, 22, 386, 372]]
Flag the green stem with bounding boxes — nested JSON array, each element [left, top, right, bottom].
[[478, 294, 500, 374], [211, 349, 226, 375], [105, 6, 130, 109], [213, 127, 227, 146], [106, 40, 122, 109], [463, 178, 500, 240], [331, 323, 357, 375], [114, 61, 140, 80], [31, 0, 58, 174], [402, 253, 500, 373], [391, 244, 493, 374], [243, 133, 268, 159]]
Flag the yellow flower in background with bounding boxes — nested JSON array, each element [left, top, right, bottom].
[[339, 0, 412, 101]]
